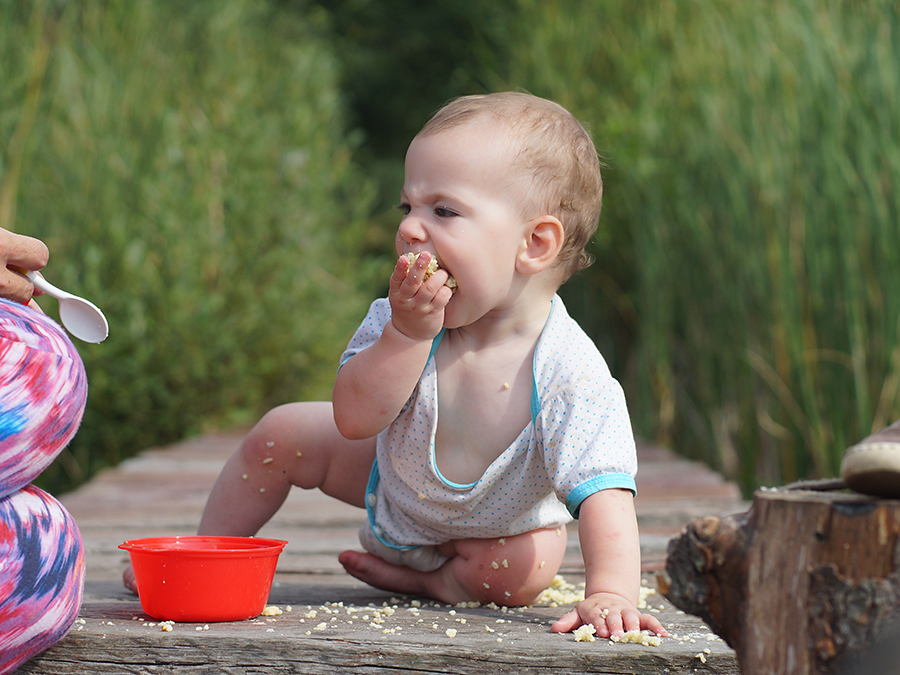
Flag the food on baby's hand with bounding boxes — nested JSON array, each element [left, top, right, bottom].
[[404, 253, 457, 291]]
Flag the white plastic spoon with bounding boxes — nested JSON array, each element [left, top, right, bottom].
[[26, 270, 109, 343]]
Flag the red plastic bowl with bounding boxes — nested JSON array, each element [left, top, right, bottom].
[[119, 536, 287, 622]]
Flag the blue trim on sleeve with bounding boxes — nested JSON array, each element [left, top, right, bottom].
[[565, 473, 637, 518]]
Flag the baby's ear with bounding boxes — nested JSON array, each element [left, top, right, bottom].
[[517, 215, 564, 275]]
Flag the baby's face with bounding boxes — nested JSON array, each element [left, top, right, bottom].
[[396, 123, 533, 327]]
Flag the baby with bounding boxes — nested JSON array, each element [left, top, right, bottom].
[[190, 92, 666, 638]]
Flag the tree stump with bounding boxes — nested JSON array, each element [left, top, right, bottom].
[[658, 482, 900, 674]]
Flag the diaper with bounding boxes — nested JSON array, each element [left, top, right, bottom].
[[358, 524, 449, 573]]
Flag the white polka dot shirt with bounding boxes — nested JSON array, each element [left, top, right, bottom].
[[340, 295, 637, 550]]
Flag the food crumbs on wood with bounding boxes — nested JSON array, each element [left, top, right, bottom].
[[261, 606, 283, 616], [574, 624, 596, 642], [262, 457, 274, 464], [610, 630, 663, 647], [536, 575, 585, 606]]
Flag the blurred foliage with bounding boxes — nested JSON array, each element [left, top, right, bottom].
[[312, 0, 900, 493], [3, 0, 899, 496], [481, 0, 900, 492], [2, 0, 380, 493]]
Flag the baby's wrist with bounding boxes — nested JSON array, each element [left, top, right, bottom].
[[383, 318, 436, 351], [583, 589, 633, 609]]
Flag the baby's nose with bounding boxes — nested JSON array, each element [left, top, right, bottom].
[[397, 214, 428, 244]]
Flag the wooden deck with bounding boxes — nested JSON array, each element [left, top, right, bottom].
[[20, 433, 748, 674]]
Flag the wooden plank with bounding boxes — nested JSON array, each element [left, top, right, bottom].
[[23, 578, 738, 674], [17, 433, 748, 674]]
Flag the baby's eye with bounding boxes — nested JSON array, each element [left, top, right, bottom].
[[434, 206, 457, 218], [394, 203, 411, 216]]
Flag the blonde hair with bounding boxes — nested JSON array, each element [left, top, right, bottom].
[[418, 92, 602, 280]]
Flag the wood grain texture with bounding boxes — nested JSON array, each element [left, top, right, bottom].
[[14, 433, 747, 674], [661, 485, 900, 674]]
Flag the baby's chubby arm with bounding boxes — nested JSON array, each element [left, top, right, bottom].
[[551, 489, 668, 638], [333, 253, 453, 440]]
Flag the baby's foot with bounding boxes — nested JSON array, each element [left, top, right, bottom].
[[123, 565, 138, 595], [339, 549, 473, 607], [338, 550, 429, 597]]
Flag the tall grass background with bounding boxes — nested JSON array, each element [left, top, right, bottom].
[[2, 0, 898, 496], [486, 0, 900, 491], [2, 0, 382, 492]]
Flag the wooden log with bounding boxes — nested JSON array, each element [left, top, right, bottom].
[[658, 483, 900, 674]]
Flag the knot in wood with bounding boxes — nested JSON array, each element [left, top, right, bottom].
[[692, 516, 721, 543]]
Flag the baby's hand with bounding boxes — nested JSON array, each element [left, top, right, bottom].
[[388, 252, 452, 341], [551, 591, 668, 639]]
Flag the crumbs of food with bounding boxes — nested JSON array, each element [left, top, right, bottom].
[[574, 624, 596, 642], [536, 575, 585, 606], [610, 630, 662, 647], [404, 252, 457, 291], [261, 606, 283, 616]]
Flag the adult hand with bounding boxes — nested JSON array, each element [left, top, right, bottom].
[[0, 228, 49, 304]]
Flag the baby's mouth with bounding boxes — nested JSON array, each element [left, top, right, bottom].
[[404, 252, 457, 292]]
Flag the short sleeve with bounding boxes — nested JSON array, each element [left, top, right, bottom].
[[531, 297, 637, 518], [339, 298, 391, 369], [537, 375, 637, 518]]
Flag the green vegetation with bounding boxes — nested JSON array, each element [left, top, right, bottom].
[[485, 0, 900, 490], [3, 0, 381, 492], [3, 0, 898, 495]]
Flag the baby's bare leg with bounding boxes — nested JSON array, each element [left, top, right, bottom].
[[198, 401, 375, 536], [125, 402, 373, 594], [339, 525, 568, 607]]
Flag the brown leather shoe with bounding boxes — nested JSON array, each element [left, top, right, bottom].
[[841, 420, 900, 498]]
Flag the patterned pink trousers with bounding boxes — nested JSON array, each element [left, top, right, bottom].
[[0, 299, 87, 673]]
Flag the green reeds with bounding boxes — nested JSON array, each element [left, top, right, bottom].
[[490, 0, 900, 493], [5, 0, 898, 496], [2, 0, 379, 493]]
